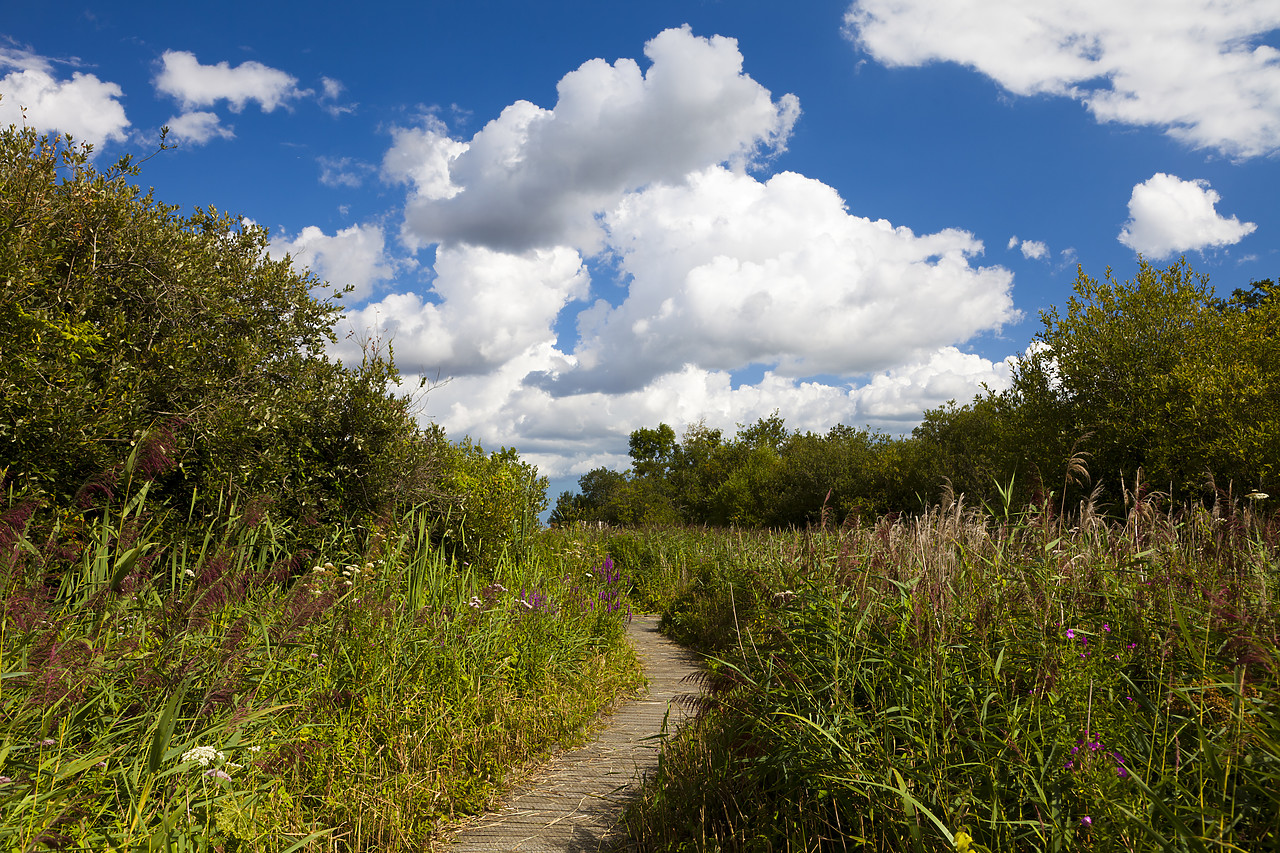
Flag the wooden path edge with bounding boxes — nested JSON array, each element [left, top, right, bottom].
[[436, 615, 702, 853]]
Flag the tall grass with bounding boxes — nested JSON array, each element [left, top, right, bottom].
[[621, 493, 1280, 851], [0, 480, 641, 851]]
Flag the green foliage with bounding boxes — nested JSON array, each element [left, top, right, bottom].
[[0, 123, 436, 535], [628, 423, 678, 479], [912, 396, 1015, 507], [436, 440, 548, 569], [1012, 258, 1280, 503]]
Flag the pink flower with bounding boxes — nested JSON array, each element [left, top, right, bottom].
[[1103, 623, 1110, 632], [1065, 629, 1076, 639]]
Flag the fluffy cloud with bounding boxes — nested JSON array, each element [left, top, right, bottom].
[[382, 120, 468, 200], [336, 244, 589, 375], [366, 26, 1024, 479], [1008, 236, 1049, 260], [850, 347, 1017, 426], [844, 0, 1280, 157], [164, 110, 234, 144], [270, 223, 402, 302], [155, 50, 305, 112], [1021, 240, 1049, 260], [547, 166, 1017, 393], [394, 26, 801, 253], [1118, 173, 1257, 258], [0, 50, 129, 148]]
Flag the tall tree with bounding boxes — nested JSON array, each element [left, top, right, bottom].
[[1009, 259, 1278, 502]]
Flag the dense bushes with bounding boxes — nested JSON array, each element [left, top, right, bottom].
[[0, 123, 549, 558], [0, 124, 436, 533]]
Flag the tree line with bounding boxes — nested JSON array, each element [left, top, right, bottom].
[[552, 259, 1278, 528]]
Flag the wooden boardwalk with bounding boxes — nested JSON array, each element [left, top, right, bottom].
[[440, 615, 700, 852]]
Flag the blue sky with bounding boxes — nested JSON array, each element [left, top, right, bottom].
[[4, 1, 1278, 501]]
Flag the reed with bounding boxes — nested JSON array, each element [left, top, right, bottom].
[[621, 495, 1280, 851], [0, 486, 641, 851]]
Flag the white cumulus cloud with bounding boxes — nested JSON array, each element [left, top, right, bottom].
[[164, 110, 233, 144], [404, 346, 1020, 478], [1009, 236, 1050, 260], [395, 26, 801, 253], [0, 49, 129, 148], [1118, 172, 1257, 258], [369, 26, 1025, 477], [336, 244, 589, 376], [844, 0, 1280, 158], [382, 120, 468, 200], [155, 50, 305, 113], [546, 166, 1018, 393], [270, 223, 402, 302], [850, 347, 1017, 426]]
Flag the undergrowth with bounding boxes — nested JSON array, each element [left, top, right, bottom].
[[621, 491, 1280, 851], [0, 470, 640, 851]]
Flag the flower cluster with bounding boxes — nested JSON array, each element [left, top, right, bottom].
[[468, 582, 509, 612], [518, 587, 553, 614], [180, 745, 225, 767], [1064, 736, 1129, 779], [304, 560, 375, 598], [595, 557, 629, 617]]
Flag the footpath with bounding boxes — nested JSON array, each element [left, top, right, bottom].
[[440, 615, 701, 852]]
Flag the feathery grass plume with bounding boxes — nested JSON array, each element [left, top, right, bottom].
[[0, 498, 38, 562], [74, 470, 117, 511], [127, 420, 182, 484], [1061, 433, 1093, 525]]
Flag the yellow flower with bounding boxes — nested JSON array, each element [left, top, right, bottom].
[[954, 829, 973, 852]]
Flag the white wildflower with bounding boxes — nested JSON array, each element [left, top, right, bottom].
[[181, 746, 225, 767], [468, 596, 483, 610]]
